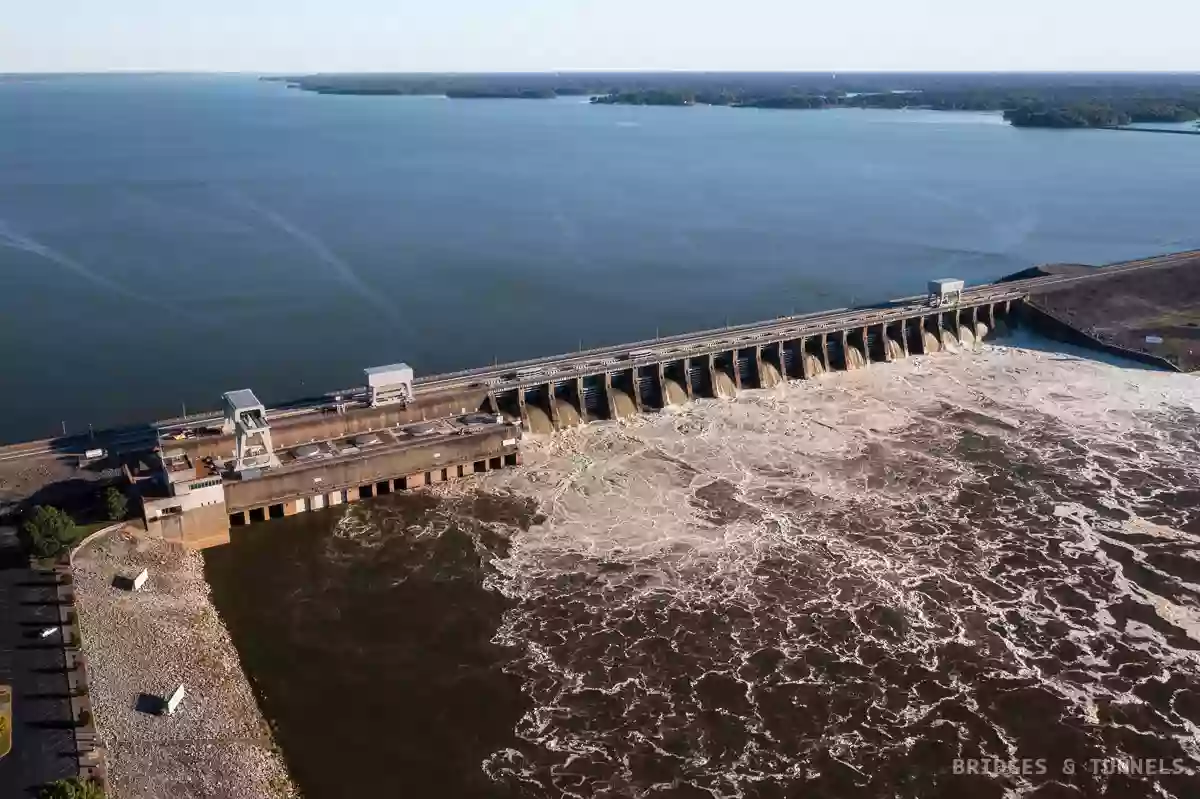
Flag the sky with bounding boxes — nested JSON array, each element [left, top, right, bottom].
[[3, 0, 1197, 73]]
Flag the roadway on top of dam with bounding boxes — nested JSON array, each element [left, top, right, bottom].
[[167, 246, 1197, 413], [417, 249, 1198, 392], [0, 248, 1196, 464]]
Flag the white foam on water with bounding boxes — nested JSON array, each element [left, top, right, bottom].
[[440, 340, 1200, 797]]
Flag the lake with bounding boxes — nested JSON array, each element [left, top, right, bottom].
[[1, 74, 1198, 442]]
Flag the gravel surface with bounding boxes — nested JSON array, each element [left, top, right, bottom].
[[73, 531, 296, 799]]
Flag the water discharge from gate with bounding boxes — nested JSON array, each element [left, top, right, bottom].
[[204, 338, 1200, 799]]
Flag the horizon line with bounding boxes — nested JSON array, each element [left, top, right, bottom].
[[5, 68, 1200, 77]]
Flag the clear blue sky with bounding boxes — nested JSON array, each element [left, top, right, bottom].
[[4, 0, 1197, 73]]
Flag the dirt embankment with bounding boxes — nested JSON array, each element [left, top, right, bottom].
[[1022, 255, 1200, 372]]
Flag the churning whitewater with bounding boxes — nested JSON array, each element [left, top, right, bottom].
[[205, 336, 1200, 799], [461, 336, 1200, 798]]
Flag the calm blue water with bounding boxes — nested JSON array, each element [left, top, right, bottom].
[[1, 74, 1198, 442]]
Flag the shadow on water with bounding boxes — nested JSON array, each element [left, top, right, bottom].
[[202, 490, 536, 799]]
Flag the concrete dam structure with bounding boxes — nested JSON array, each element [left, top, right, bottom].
[[65, 249, 1198, 549], [486, 290, 1008, 435]]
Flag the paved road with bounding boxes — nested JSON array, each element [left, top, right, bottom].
[[0, 529, 77, 797]]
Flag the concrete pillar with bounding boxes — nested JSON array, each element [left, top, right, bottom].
[[407, 472, 427, 488], [575, 377, 587, 423], [604, 372, 618, 419], [631, 369, 645, 413], [821, 334, 830, 371], [732, 350, 743, 389], [655, 362, 667, 407], [517, 389, 529, 430], [799, 337, 810, 379], [840, 330, 850, 370], [546, 383, 563, 428], [777, 342, 790, 380], [486, 393, 499, 414], [707, 354, 719, 397], [754, 345, 765, 387], [682, 358, 694, 400], [986, 303, 995, 328], [901, 319, 910, 357], [861, 327, 870, 367], [952, 309, 961, 341], [883, 323, 894, 362]]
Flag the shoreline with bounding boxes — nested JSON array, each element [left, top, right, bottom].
[[72, 531, 296, 799]]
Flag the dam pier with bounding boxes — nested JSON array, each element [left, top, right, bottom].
[[3, 250, 1197, 549]]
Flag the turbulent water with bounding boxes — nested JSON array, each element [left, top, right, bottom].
[[205, 339, 1200, 799]]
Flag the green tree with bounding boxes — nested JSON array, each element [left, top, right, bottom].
[[103, 487, 128, 522], [21, 506, 78, 558], [39, 778, 105, 799]]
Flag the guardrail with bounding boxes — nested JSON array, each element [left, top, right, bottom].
[[422, 290, 1026, 390]]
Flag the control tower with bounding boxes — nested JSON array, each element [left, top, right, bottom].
[[365, 363, 414, 408], [221, 389, 280, 474]]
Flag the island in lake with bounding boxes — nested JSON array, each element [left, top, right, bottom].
[[271, 72, 1200, 130]]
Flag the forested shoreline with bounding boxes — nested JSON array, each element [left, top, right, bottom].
[[274, 72, 1200, 129]]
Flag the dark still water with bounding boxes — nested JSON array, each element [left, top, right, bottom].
[[204, 346, 1200, 799], [2, 75, 1200, 441], [202, 492, 539, 799]]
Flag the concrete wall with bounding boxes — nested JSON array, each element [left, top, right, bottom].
[[224, 427, 516, 512], [176, 389, 489, 461], [1022, 301, 1181, 372], [145, 502, 231, 549], [143, 482, 225, 520]]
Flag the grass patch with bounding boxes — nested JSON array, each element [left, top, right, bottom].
[[74, 521, 113, 538]]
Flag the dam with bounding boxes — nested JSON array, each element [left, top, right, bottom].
[[5, 249, 1198, 549]]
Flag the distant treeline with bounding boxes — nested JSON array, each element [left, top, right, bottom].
[[273, 73, 1200, 129]]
